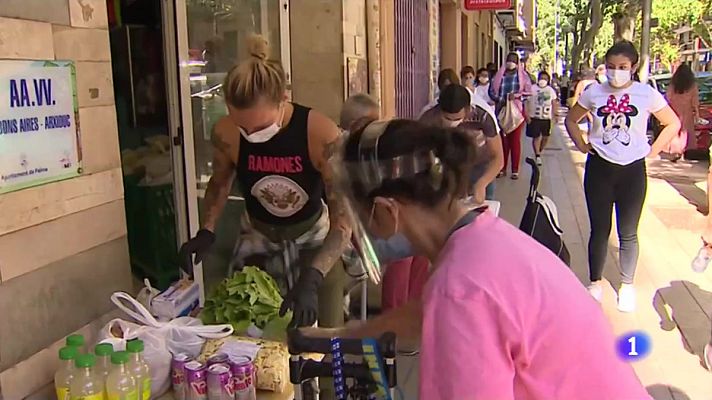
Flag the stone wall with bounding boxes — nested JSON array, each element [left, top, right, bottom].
[[289, 0, 345, 122], [342, 0, 368, 100], [0, 0, 132, 398], [289, 0, 371, 123]]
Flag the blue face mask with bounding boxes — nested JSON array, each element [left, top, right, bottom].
[[372, 234, 413, 264]]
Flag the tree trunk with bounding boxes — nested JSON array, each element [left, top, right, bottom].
[[571, 3, 590, 74], [612, 12, 636, 42], [612, 1, 642, 42], [580, 0, 603, 68]]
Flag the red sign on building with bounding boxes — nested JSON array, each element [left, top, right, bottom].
[[464, 0, 512, 10]]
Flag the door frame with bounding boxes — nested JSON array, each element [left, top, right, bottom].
[[164, 0, 293, 304]]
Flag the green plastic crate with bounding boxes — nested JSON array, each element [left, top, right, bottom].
[[124, 175, 179, 290]]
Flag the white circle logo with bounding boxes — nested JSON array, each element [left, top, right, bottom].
[[251, 175, 309, 217]]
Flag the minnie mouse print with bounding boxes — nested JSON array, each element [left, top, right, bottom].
[[596, 94, 639, 146]]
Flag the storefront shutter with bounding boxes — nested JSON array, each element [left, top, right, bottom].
[[394, 0, 430, 119]]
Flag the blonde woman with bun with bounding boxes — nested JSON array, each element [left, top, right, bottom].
[[179, 35, 351, 336]]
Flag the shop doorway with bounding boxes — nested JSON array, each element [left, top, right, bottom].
[[170, 0, 292, 300], [106, 0, 293, 300], [107, 0, 184, 290]]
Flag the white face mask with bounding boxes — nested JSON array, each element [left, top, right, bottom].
[[239, 105, 285, 143], [606, 69, 631, 87], [478, 77, 489, 84], [506, 62, 517, 70], [538, 79, 549, 88]]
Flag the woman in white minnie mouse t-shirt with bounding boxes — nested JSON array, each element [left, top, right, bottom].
[[565, 41, 681, 313]]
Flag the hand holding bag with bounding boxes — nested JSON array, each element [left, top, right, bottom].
[[498, 99, 525, 135]]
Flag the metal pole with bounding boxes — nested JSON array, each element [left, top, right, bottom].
[[554, 0, 560, 73], [564, 30, 570, 76], [640, 0, 652, 83]]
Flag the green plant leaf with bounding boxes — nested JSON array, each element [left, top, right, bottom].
[[204, 265, 286, 330]]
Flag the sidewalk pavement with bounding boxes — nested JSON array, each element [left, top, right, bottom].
[[495, 112, 712, 400]]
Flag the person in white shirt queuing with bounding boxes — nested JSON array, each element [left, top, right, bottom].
[[564, 41, 681, 312], [526, 71, 558, 166], [474, 67, 496, 111]]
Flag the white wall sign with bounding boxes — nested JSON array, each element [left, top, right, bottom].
[[0, 60, 81, 194]]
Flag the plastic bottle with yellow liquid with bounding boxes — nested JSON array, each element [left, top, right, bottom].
[[94, 343, 114, 382], [66, 334, 86, 353], [55, 346, 78, 400], [106, 351, 138, 400], [69, 354, 104, 400], [126, 340, 151, 400]]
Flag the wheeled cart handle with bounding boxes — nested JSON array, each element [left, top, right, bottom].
[[287, 330, 397, 389], [288, 330, 396, 358]]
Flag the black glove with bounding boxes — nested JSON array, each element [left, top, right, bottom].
[[279, 267, 324, 329], [178, 229, 216, 277]]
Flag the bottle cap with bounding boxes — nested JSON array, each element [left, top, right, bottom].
[[66, 334, 85, 348], [94, 343, 114, 357], [75, 354, 96, 369], [126, 339, 144, 353], [58, 346, 78, 361], [111, 351, 129, 365]]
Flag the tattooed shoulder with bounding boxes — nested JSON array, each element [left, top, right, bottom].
[[211, 120, 235, 153], [322, 138, 339, 163]]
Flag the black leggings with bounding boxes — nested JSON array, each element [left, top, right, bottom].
[[584, 154, 647, 284]]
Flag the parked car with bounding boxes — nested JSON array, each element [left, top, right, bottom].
[[649, 72, 712, 159]]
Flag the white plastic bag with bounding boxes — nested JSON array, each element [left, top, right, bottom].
[[498, 99, 525, 135], [98, 292, 234, 397], [135, 278, 161, 313]]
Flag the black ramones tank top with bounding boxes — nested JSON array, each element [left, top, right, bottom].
[[236, 103, 324, 226]]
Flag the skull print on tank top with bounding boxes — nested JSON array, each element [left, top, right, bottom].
[[237, 103, 324, 225]]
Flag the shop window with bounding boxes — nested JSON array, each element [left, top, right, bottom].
[[184, 0, 284, 290]]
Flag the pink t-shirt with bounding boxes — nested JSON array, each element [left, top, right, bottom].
[[419, 212, 651, 400]]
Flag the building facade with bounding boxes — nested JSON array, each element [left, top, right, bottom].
[[0, 1, 535, 397], [0, 1, 132, 398]]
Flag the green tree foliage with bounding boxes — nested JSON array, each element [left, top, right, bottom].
[[651, 0, 705, 70], [535, 0, 708, 74], [534, 0, 610, 74]]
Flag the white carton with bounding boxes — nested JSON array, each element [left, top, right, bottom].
[[151, 279, 200, 321]]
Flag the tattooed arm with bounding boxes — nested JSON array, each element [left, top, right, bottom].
[[308, 111, 353, 275], [202, 118, 237, 232]]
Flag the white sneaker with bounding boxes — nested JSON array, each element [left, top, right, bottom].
[[617, 283, 636, 313], [536, 155, 543, 166], [587, 281, 603, 302], [704, 343, 712, 370]]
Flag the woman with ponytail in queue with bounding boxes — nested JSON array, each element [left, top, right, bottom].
[[179, 35, 352, 336], [565, 41, 680, 312], [303, 118, 651, 400]]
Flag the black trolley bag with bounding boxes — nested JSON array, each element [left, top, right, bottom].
[[519, 158, 571, 266]]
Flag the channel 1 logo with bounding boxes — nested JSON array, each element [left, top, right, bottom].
[[616, 331, 652, 362]]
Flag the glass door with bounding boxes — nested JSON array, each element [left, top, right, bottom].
[[173, 0, 291, 302]]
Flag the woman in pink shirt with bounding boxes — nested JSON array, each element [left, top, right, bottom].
[[307, 118, 650, 399]]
